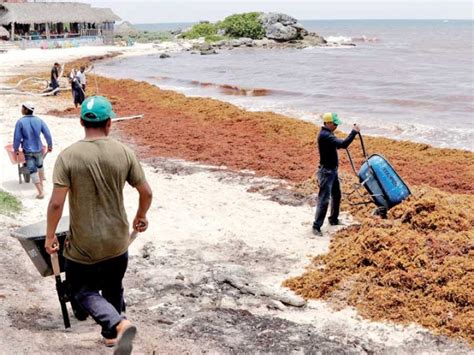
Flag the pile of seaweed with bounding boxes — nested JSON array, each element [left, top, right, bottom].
[[285, 186, 474, 344]]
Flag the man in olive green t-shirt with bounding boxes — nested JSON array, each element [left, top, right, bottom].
[[45, 96, 153, 354]]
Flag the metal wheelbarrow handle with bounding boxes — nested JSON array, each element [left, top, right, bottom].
[[51, 252, 71, 329]]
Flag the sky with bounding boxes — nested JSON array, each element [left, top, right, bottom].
[[82, 1, 473, 23]]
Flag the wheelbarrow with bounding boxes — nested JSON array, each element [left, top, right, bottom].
[[10, 216, 87, 328], [4, 144, 48, 184], [345, 132, 411, 217], [11, 218, 140, 329]]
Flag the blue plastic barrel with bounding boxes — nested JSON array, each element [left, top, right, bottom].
[[358, 154, 410, 209]]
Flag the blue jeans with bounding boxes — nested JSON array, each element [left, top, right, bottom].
[[51, 79, 59, 95], [25, 152, 43, 174], [25, 152, 43, 184], [65, 252, 128, 339], [313, 167, 341, 230], [50, 79, 59, 90]]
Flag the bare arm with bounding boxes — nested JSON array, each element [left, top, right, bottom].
[[133, 181, 153, 232], [45, 186, 68, 254]]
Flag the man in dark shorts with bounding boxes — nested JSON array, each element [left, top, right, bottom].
[[13, 102, 53, 199], [45, 96, 153, 354]]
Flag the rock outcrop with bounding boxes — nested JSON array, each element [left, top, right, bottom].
[[258, 13, 307, 41], [176, 12, 349, 51]]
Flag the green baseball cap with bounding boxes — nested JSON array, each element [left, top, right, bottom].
[[81, 96, 116, 122], [322, 112, 341, 125]]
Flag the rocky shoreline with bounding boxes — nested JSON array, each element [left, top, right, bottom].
[[116, 13, 354, 56], [205, 13, 331, 52]]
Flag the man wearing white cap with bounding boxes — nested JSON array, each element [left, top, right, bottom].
[[13, 103, 53, 199]]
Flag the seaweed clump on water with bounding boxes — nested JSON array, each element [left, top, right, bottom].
[[285, 186, 474, 345]]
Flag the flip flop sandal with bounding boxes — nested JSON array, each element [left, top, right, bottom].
[[113, 325, 137, 355], [102, 337, 117, 348]]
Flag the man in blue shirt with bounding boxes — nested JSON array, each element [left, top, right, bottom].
[[313, 112, 360, 236], [13, 102, 53, 199]]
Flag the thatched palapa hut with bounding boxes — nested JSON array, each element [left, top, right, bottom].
[[0, 2, 120, 44], [0, 25, 9, 39]]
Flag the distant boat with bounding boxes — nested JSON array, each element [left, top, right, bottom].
[[443, 20, 449, 23]]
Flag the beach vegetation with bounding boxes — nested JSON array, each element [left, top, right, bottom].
[[180, 13, 265, 41], [218, 12, 265, 39], [180, 22, 218, 40], [204, 34, 227, 43], [115, 30, 173, 44], [0, 190, 21, 216]]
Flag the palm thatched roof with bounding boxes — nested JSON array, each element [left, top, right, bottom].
[[0, 3, 121, 25]]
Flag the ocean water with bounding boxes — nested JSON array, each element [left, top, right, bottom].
[[98, 20, 473, 151]]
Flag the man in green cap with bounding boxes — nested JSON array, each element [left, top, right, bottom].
[[45, 96, 153, 353], [313, 112, 360, 236]]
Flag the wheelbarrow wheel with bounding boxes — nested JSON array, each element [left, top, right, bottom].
[[18, 165, 22, 184], [19, 164, 30, 183]]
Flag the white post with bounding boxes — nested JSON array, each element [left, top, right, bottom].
[[10, 22, 14, 41], [45, 23, 50, 39]]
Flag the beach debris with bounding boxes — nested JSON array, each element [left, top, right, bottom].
[[213, 265, 306, 307], [113, 114, 144, 122], [159, 53, 171, 59], [0, 64, 67, 96]]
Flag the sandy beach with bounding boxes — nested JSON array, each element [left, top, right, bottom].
[[0, 44, 472, 354]]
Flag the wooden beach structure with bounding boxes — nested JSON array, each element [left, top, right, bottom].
[[0, 1, 120, 48], [0, 22, 9, 39]]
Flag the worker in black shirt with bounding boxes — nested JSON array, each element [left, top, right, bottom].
[[313, 112, 360, 236], [50, 62, 60, 95]]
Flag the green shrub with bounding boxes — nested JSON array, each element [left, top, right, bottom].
[[181, 23, 217, 40], [115, 31, 173, 44], [0, 190, 21, 216], [218, 12, 265, 39], [204, 34, 228, 43]]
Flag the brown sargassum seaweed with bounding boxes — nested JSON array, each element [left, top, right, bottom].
[[286, 185, 474, 345]]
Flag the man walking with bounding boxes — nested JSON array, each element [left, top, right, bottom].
[[50, 62, 60, 94], [76, 66, 87, 92], [13, 102, 53, 199], [71, 71, 85, 108], [45, 96, 153, 354], [313, 112, 360, 236]]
